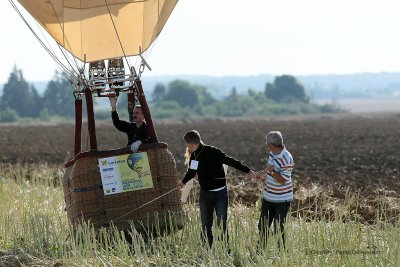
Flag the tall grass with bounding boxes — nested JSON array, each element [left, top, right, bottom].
[[0, 164, 399, 266]]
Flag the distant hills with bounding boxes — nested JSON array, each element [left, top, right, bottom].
[[1, 72, 400, 101]]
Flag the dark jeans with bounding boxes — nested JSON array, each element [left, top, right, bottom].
[[199, 187, 228, 248], [258, 199, 291, 249]]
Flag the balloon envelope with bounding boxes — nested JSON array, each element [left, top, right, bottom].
[[17, 0, 178, 62]]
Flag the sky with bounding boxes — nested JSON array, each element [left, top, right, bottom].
[[2, 0, 400, 84]]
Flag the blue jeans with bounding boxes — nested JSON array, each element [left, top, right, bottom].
[[199, 187, 228, 248], [258, 199, 291, 249]]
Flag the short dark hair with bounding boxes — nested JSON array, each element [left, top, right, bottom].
[[183, 130, 201, 144]]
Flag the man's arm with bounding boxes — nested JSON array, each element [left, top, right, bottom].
[[256, 166, 271, 180], [181, 168, 196, 184], [259, 164, 290, 185], [109, 96, 130, 133], [111, 111, 130, 133], [268, 170, 287, 185], [218, 149, 251, 174], [109, 96, 117, 112], [177, 163, 197, 189]]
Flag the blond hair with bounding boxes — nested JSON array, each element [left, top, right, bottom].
[[184, 147, 191, 166]]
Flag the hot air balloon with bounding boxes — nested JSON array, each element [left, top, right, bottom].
[[11, 0, 183, 234]]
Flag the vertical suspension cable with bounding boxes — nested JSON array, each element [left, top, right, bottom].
[[48, 0, 83, 80], [32, 19, 79, 85], [104, 0, 132, 71], [8, 0, 79, 84]]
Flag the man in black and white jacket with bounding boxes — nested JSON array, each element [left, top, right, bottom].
[[177, 130, 256, 248]]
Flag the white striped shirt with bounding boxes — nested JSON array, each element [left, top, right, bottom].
[[263, 147, 294, 202]]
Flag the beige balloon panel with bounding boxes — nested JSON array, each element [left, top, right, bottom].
[[17, 0, 179, 62]]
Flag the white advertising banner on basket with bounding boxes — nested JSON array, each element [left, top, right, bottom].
[[98, 152, 153, 195]]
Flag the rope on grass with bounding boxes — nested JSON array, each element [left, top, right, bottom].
[[96, 187, 178, 227]]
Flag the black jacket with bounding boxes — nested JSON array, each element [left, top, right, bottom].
[[111, 111, 150, 146], [182, 144, 250, 190]]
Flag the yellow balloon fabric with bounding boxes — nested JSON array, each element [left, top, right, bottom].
[[17, 0, 178, 62]]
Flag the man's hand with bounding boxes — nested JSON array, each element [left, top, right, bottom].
[[130, 140, 142, 152], [247, 170, 257, 179], [109, 96, 117, 111], [266, 165, 274, 172], [177, 179, 185, 189], [256, 172, 266, 181]]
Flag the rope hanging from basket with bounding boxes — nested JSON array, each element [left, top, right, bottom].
[[94, 187, 178, 227]]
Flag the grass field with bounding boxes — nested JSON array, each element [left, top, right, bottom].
[[0, 164, 399, 266]]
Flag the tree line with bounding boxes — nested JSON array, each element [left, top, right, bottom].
[[0, 67, 340, 122], [0, 67, 74, 122], [145, 76, 339, 119]]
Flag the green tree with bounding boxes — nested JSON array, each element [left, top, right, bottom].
[[39, 108, 50, 121], [151, 83, 166, 103], [265, 75, 308, 102], [42, 71, 75, 117], [247, 88, 258, 98], [226, 87, 238, 102], [0, 107, 20, 122], [192, 84, 215, 105], [1, 66, 41, 117], [164, 80, 199, 107]]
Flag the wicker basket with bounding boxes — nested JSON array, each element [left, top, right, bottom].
[[63, 146, 184, 233]]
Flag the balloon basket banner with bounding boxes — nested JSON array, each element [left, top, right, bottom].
[[63, 147, 184, 234]]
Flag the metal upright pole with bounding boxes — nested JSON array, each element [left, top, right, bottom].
[[74, 97, 83, 156], [127, 91, 135, 123], [135, 79, 158, 143], [84, 87, 98, 150]]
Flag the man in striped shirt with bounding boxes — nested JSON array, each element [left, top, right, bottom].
[[256, 131, 294, 250]]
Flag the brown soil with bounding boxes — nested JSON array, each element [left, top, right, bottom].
[[1, 112, 400, 223]]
